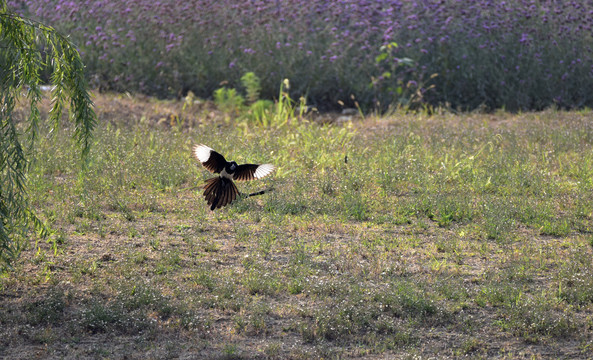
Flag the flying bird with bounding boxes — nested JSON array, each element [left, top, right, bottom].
[[193, 144, 275, 210]]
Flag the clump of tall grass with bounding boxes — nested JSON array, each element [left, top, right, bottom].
[[216, 74, 309, 128]]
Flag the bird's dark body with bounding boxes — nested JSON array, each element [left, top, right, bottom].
[[193, 144, 275, 210]]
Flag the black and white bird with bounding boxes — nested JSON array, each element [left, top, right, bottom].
[[193, 144, 275, 210]]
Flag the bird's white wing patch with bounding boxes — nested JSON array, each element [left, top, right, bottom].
[[254, 164, 275, 179], [193, 144, 213, 163]]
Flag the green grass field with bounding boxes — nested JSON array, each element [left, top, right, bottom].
[[1, 93, 592, 359]]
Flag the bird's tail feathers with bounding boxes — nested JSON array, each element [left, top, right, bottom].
[[203, 177, 238, 210]]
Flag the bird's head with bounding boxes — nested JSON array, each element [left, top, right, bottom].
[[227, 161, 238, 173]]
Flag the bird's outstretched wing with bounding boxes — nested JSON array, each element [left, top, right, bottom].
[[193, 144, 227, 174], [233, 163, 275, 181]]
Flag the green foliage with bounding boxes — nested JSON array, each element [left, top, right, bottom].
[[248, 78, 305, 128], [372, 42, 422, 109], [213, 87, 245, 115], [220, 76, 309, 128], [497, 295, 577, 341], [79, 281, 176, 334], [342, 193, 368, 221], [273, 79, 307, 127], [246, 99, 274, 126], [482, 199, 516, 241], [80, 299, 152, 334], [240, 72, 261, 104], [302, 282, 446, 343], [24, 289, 66, 325], [557, 253, 593, 306], [0, 3, 95, 268]]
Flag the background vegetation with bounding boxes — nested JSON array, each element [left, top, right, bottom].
[[9, 0, 593, 111]]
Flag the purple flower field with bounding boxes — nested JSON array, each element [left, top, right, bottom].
[[9, 0, 593, 111]]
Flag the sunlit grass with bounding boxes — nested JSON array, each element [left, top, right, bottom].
[[1, 95, 592, 358]]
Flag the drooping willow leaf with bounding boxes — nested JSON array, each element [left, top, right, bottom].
[[0, 0, 96, 268]]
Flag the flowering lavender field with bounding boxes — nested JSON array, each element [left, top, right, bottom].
[[9, 1, 593, 110]]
